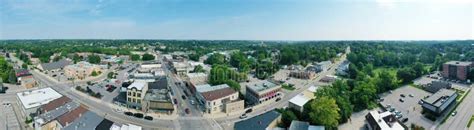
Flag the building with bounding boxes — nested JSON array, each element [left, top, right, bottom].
[[313, 61, 331, 72], [110, 123, 142, 130], [37, 59, 71, 73], [34, 101, 81, 130], [288, 120, 325, 130], [62, 111, 104, 130], [234, 110, 281, 130], [336, 60, 350, 76], [143, 78, 174, 114], [16, 69, 37, 88], [245, 80, 282, 105], [195, 84, 243, 114], [140, 61, 162, 69], [38, 96, 72, 114], [16, 87, 62, 118], [288, 86, 317, 112], [172, 61, 189, 76], [64, 61, 102, 80], [54, 106, 88, 129], [319, 75, 338, 83], [365, 110, 406, 130], [126, 82, 149, 110], [424, 80, 452, 93], [421, 89, 458, 115], [442, 61, 472, 81], [185, 73, 208, 94], [289, 71, 315, 79]]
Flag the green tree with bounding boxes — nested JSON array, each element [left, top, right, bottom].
[[8, 70, 17, 84], [230, 52, 250, 72], [142, 53, 155, 61], [351, 80, 377, 110], [281, 109, 298, 127], [205, 53, 226, 65], [192, 65, 206, 73], [130, 54, 140, 61], [91, 70, 99, 77], [397, 67, 416, 84], [22, 63, 28, 69], [53, 55, 62, 62], [376, 70, 399, 93], [72, 54, 82, 63], [303, 96, 340, 128], [88, 55, 101, 64]]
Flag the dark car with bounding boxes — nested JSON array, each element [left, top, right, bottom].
[[276, 98, 281, 102], [185, 108, 190, 114], [399, 98, 404, 102], [245, 108, 253, 113], [174, 98, 178, 104], [144, 116, 153, 121], [133, 113, 144, 118], [124, 112, 133, 116], [401, 118, 409, 123], [181, 95, 187, 100], [400, 94, 406, 98]]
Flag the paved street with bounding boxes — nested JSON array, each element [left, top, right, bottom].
[[438, 86, 474, 130]]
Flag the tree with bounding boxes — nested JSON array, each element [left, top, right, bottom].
[[376, 70, 399, 93], [88, 55, 101, 64], [130, 54, 140, 61], [91, 70, 99, 76], [22, 63, 28, 69], [303, 96, 340, 128], [351, 79, 377, 111], [8, 70, 17, 84], [53, 55, 62, 62], [192, 65, 206, 73], [230, 52, 250, 72], [397, 67, 416, 84], [72, 54, 82, 63], [142, 53, 155, 61], [281, 109, 298, 127], [205, 53, 226, 65]]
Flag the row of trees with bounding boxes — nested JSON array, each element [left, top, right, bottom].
[[0, 56, 17, 84], [130, 53, 155, 61], [208, 65, 247, 91]]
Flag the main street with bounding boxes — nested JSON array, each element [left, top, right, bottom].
[[437, 87, 474, 130]]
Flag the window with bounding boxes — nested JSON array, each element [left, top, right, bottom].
[[137, 93, 141, 97], [127, 98, 131, 102], [128, 92, 131, 96], [133, 92, 136, 97], [137, 100, 141, 104], [214, 102, 216, 105], [132, 98, 136, 103]]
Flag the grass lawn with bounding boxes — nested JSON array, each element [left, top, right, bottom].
[[373, 67, 398, 76]]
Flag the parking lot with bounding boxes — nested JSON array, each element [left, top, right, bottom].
[[379, 86, 434, 129], [0, 102, 20, 130], [77, 80, 120, 102]]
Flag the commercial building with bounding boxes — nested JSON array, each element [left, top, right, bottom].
[[245, 80, 282, 105], [110, 123, 142, 130], [64, 61, 102, 80], [365, 110, 406, 130], [289, 71, 315, 79], [336, 60, 350, 76], [16, 87, 62, 118], [234, 110, 282, 130], [34, 101, 81, 130], [16, 69, 37, 88], [288, 86, 318, 112], [442, 61, 472, 81], [288, 120, 325, 130], [172, 61, 189, 76], [314, 61, 331, 72], [195, 84, 243, 114], [126, 82, 148, 110], [421, 89, 458, 115], [424, 80, 452, 93], [37, 59, 71, 73], [185, 72, 208, 94], [143, 78, 174, 114]]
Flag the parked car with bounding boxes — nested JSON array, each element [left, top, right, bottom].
[[181, 95, 187, 100], [245, 108, 253, 113], [239, 114, 248, 119], [185, 108, 190, 114], [399, 98, 404, 102], [418, 100, 424, 105], [133, 113, 144, 118], [144, 116, 153, 121], [409, 94, 414, 97], [400, 94, 406, 98], [275, 98, 281, 102], [174, 98, 178, 104], [124, 112, 133, 116], [401, 118, 409, 123], [452, 111, 457, 116], [190, 100, 195, 105]]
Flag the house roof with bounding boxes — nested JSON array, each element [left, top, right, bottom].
[[445, 61, 472, 66], [289, 94, 310, 107], [200, 87, 237, 101], [57, 106, 88, 126], [63, 111, 104, 130], [235, 110, 281, 130], [40, 59, 71, 71], [15, 69, 32, 77], [40, 96, 72, 113], [16, 87, 63, 109], [35, 101, 80, 125], [289, 120, 309, 130]]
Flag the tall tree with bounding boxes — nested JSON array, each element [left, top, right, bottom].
[[88, 55, 101, 64], [303, 96, 340, 128], [142, 53, 155, 61]]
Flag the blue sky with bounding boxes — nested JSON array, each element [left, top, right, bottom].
[[0, 0, 472, 40]]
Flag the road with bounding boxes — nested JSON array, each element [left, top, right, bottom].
[[437, 87, 474, 130]]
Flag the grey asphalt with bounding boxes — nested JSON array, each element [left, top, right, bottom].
[[438, 85, 474, 130]]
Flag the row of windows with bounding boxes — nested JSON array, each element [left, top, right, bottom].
[[127, 91, 141, 97], [127, 98, 142, 104]]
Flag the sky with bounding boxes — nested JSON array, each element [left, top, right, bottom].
[[0, 0, 473, 40]]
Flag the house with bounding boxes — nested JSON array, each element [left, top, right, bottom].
[[336, 60, 350, 76], [37, 59, 71, 73], [126, 82, 149, 110], [245, 80, 282, 105], [442, 61, 472, 81], [288, 86, 318, 112], [421, 89, 458, 115], [54, 106, 88, 129], [195, 84, 243, 114], [143, 78, 174, 114], [365, 110, 406, 130], [16, 87, 62, 118], [64, 61, 102, 80], [310, 61, 331, 72], [289, 120, 325, 130], [234, 110, 282, 130]]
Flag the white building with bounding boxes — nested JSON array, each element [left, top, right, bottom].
[[126, 82, 148, 110], [365, 110, 406, 130], [288, 86, 318, 112], [16, 87, 62, 118]]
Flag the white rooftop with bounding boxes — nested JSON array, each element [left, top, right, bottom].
[[196, 84, 229, 93], [128, 82, 147, 90], [307, 86, 317, 93], [368, 111, 405, 130], [16, 87, 62, 109], [289, 94, 310, 107]]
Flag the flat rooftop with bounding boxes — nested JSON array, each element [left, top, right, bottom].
[[196, 84, 230, 93], [16, 87, 63, 109], [445, 61, 472, 66], [367, 111, 405, 130], [128, 82, 147, 90], [423, 89, 457, 107], [289, 94, 310, 107], [246, 80, 279, 93], [36, 101, 80, 125]]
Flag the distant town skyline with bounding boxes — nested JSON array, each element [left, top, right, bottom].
[[1, 0, 472, 40]]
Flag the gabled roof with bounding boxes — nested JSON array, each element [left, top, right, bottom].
[[57, 106, 88, 127], [40, 59, 71, 71]]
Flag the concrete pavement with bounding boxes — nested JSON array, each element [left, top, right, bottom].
[[438, 87, 474, 130]]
